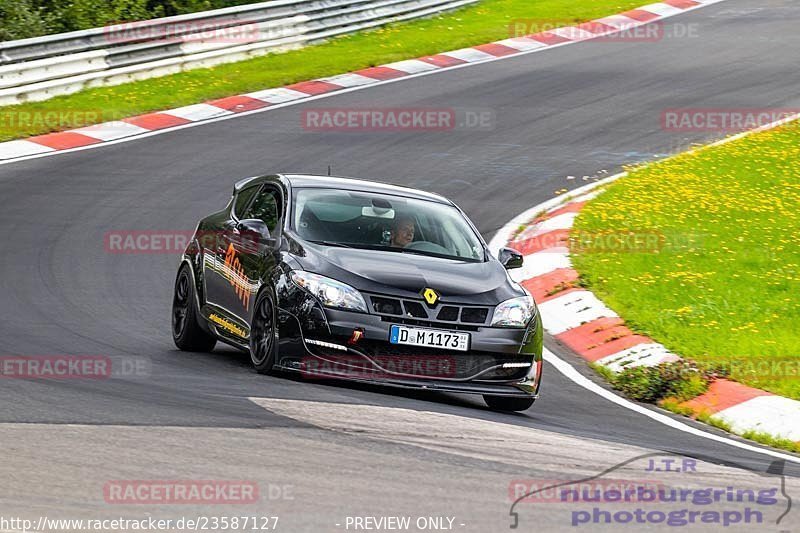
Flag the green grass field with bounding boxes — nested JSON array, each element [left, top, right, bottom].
[[0, 0, 645, 141], [572, 121, 800, 400]]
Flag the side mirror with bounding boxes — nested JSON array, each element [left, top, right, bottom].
[[498, 247, 524, 270], [236, 219, 276, 252]]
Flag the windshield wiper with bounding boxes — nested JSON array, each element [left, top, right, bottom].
[[307, 240, 354, 248], [398, 248, 481, 262], [309, 241, 403, 252]]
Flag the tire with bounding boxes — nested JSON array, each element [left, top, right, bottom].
[[483, 395, 535, 412], [249, 290, 277, 374], [172, 265, 217, 352]]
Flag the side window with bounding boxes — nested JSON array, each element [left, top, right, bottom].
[[233, 186, 260, 219], [244, 186, 281, 232]]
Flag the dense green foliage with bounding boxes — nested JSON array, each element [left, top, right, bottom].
[[0, 0, 256, 40], [610, 361, 712, 403], [593, 360, 725, 404]]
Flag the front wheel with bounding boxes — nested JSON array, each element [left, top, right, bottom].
[[172, 265, 216, 352], [250, 291, 277, 374], [483, 395, 535, 412]]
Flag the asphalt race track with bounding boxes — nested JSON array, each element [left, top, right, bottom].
[[1, 1, 799, 530]]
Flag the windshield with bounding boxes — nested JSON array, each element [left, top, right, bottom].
[[292, 188, 485, 261]]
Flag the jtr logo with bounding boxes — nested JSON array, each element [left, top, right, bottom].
[[224, 243, 250, 311]]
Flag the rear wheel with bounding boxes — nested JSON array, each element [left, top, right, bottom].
[[172, 265, 216, 352], [250, 291, 277, 374], [483, 395, 535, 412]]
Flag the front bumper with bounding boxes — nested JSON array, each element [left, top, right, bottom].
[[275, 289, 543, 397]]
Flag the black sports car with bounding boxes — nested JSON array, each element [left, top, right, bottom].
[[171, 174, 542, 411]]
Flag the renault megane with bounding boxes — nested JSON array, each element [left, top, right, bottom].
[[171, 174, 542, 411]]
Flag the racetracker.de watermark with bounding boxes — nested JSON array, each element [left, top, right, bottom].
[[569, 230, 666, 254], [0, 110, 108, 129], [661, 108, 800, 132], [300, 355, 457, 380], [515, 229, 704, 254], [103, 480, 260, 504], [104, 230, 266, 254], [301, 108, 495, 131], [0, 355, 150, 379], [507, 20, 699, 42], [103, 19, 259, 44]]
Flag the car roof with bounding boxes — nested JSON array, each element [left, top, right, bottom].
[[282, 174, 452, 205]]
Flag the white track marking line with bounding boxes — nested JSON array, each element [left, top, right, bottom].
[[73, 120, 150, 141], [0, 0, 733, 167], [439, 47, 495, 62], [512, 212, 577, 242], [550, 27, 595, 41], [318, 73, 379, 87], [511, 249, 571, 281], [715, 396, 800, 441], [494, 38, 546, 52], [538, 290, 618, 334], [595, 342, 680, 372], [0, 140, 54, 159], [544, 348, 800, 464], [533, 212, 577, 233], [640, 3, 685, 17], [383, 59, 439, 73], [595, 15, 644, 29], [161, 103, 233, 121], [245, 87, 310, 103]]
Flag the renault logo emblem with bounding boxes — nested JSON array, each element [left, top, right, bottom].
[[422, 287, 439, 307]]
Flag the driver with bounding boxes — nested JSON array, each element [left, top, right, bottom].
[[390, 215, 415, 248]]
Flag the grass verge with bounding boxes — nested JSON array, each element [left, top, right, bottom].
[[593, 362, 800, 453], [740, 430, 800, 454], [573, 120, 800, 400], [0, 0, 646, 141]]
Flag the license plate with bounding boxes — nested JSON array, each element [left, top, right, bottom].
[[389, 325, 470, 352]]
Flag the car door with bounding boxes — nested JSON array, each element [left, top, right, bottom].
[[224, 184, 283, 325], [202, 184, 261, 321]]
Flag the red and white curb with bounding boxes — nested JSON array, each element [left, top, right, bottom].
[[0, 0, 728, 163], [489, 147, 800, 447]]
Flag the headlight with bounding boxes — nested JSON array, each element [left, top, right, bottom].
[[290, 271, 368, 313], [491, 295, 536, 327]]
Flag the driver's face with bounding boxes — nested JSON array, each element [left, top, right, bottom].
[[392, 220, 415, 247]]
